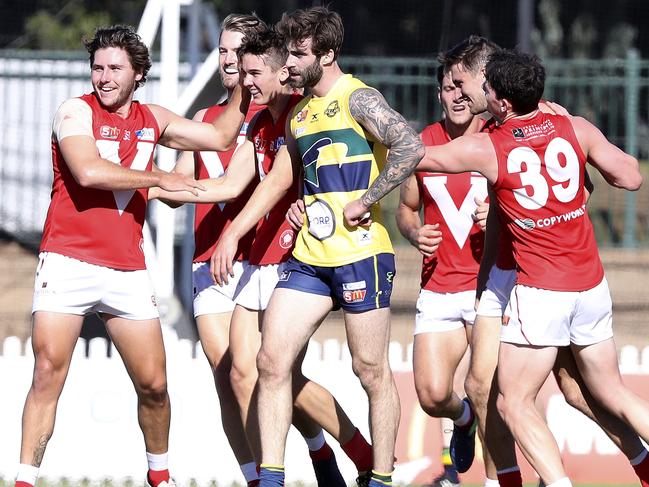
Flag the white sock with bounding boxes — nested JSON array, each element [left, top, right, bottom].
[[303, 430, 326, 451], [630, 448, 649, 466], [484, 478, 500, 487], [241, 462, 259, 482], [453, 400, 472, 427], [146, 451, 169, 471], [546, 478, 572, 487], [16, 464, 39, 486]]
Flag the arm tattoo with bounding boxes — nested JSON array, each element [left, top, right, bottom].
[[349, 88, 425, 207], [32, 433, 50, 466]]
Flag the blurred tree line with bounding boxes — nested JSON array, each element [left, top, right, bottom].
[[1, 0, 648, 59]]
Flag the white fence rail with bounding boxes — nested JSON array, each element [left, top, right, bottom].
[[2, 331, 649, 485]]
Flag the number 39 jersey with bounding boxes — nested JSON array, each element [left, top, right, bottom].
[[489, 111, 603, 291], [418, 121, 487, 292], [40, 93, 160, 270]]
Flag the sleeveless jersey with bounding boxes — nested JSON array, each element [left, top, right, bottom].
[[418, 121, 487, 292], [247, 94, 303, 265], [192, 102, 264, 263], [290, 74, 394, 266], [489, 111, 604, 291], [40, 93, 160, 270]]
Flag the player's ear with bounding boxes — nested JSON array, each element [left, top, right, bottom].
[[279, 64, 290, 83], [437, 87, 441, 104], [320, 49, 335, 66], [135, 72, 143, 82]]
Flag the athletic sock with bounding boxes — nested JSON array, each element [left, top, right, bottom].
[[146, 452, 170, 487], [484, 478, 501, 487], [241, 461, 260, 484], [341, 428, 373, 473], [630, 449, 649, 487], [454, 399, 474, 427], [496, 467, 522, 487], [441, 447, 452, 467], [368, 470, 393, 486], [309, 441, 334, 462], [16, 464, 39, 487], [259, 464, 284, 486]]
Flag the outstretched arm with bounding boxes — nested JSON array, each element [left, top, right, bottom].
[[571, 116, 642, 191], [343, 88, 425, 225]]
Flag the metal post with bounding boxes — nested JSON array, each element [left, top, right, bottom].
[[623, 48, 639, 248], [517, 0, 534, 53]]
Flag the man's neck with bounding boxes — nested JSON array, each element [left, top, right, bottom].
[[267, 91, 294, 122], [500, 107, 540, 125], [444, 115, 483, 140], [310, 63, 345, 98]]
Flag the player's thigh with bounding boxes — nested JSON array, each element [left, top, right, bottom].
[[260, 287, 333, 371], [31, 311, 85, 373], [344, 307, 391, 366], [413, 327, 468, 399], [104, 315, 166, 387], [571, 338, 624, 406], [230, 304, 262, 375], [498, 342, 558, 402], [196, 311, 232, 367], [468, 314, 502, 384]]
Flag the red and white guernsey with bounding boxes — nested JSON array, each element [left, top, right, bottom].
[[247, 94, 303, 266], [193, 102, 265, 263], [489, 111, 604, 291], [40, 93, 160, 270], [418, 121, 487, 292]]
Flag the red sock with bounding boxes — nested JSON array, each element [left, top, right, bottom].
[[497, 470, 523, 487], [341, 428, 373, 473], [309, 442, 334, 462], [147, 469, 170, 487], [15, 482, 34, 487], [633, 452, 649, 487]]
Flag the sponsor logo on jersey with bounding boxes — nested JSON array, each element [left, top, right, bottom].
[[514, 218, 536, 230], [272, 137, 285, 152], [279, 229, 295, 249], [278, 270, 291, 281], [310, 113, 319, 123], [534, 205, 586, 228], [306, 199, 335, 240], [325, 100, 340, 117], [512, 128, 525, 138], [342, 280, 366, 291], [123, 130, 131, 141], [100, 125, 120, 139], [386, 271, 394, 283], [135, 128, 155, 141], [296, 127, 306, 136], [296, 109, 308, 123], [357, 230, 372, 246], [343, 289, 367, 303], [255, 137, 267, 152]]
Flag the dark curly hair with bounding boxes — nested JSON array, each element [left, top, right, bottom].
[[238, 26, 288, 71], [276, 6, 344, 60], [84, 25, 151, 90]]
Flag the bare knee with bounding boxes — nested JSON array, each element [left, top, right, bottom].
[[256, 347, 291, 385], [352, 355, 390, 393], [415, 381, 453, 417], [134, 369, 168, 406], [465, 371, 491, 409], [31, 349, 69, 397]]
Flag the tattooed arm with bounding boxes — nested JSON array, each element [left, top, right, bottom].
[[343, 87, 425, 226]]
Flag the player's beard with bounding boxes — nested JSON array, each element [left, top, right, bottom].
[[95, 77, 137, 112], [219, 68, 239, 91], [290, 58, 323, 89]]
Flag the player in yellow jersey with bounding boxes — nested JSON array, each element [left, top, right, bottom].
[[208, 7, 424, 487]]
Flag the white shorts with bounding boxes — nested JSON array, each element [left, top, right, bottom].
[[500, 278, 613, 347], [476, 265, 517, 318], [192, 260, 248, 317], [234, 262, 286, 311], [414, 289, 477, 334], [32, 252, 158, 320]]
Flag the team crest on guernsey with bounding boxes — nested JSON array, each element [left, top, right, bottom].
[[325, 100, 340, 117], [279, 229, 295, 249], [512, 128, 525, 139], [100, 125, 120, 139], [296, 109, 308, 123]]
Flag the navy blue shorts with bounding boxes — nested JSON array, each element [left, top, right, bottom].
[[275, 253, 396, 312]]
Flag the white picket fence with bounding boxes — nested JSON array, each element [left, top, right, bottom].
[[2, 330, 649, 486]]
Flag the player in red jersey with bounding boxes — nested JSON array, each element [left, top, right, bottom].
[[438, 35, 649, 487], [159, 14, 266, 486], [396, 65, 486, 487], [16, 25, 250, 487], [154, 25, 373, 487], [418, 49, 649, 486]]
